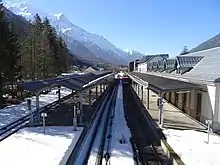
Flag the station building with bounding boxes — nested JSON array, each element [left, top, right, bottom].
[[129, 47, 220, 131]]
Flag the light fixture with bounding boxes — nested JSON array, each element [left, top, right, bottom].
[[176, 90, 191, 94]]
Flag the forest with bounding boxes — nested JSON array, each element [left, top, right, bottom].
[[0, 2, 73, 107]]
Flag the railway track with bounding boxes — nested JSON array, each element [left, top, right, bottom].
[[123, 82, 170, 165], [0, 93, 73, 141], [72, 83, 118, 165]]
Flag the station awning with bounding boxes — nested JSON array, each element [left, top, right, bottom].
[[127, 72, 204, 94], [18, 71, 113, 93]]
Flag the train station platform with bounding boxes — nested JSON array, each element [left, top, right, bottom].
[[139, 89, 207, 130]]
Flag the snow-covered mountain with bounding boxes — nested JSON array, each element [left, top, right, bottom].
[[124, 49, 146, 59], [4, 1, 142, 65]]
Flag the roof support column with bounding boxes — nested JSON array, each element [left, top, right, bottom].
[[141, 86, 144, 101], [147, 88, 150, 110], [102, 84, 105, 91], [132, 80, 135, 89], [158, 92, 164, 127], [89, 89, 92, 109], [135, 82, 137, 93], [36, 92, 40, 124], [78, 92, 83, 124], [58, 86, 61, 110], [73, 105, 77, 131], [100, 84, 102, 94], [96, 85, 98, 99], [134, 82, 136, 93]]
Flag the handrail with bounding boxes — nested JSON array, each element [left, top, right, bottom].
[[0, 93, 74, 141]]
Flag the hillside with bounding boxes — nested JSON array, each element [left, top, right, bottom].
[[190, 34, 220, 53]]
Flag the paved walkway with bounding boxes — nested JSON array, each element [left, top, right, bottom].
[[135, 87, 207, 130]]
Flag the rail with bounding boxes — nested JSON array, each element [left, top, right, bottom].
[[72, 84, 118, 165], [65, 82, 114, 165], [95, 86, 117, 165]]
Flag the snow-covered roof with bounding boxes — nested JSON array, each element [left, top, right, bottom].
[[182, 47, 220, 82]]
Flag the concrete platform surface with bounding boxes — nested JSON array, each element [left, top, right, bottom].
[[138, 88, 207, 130]]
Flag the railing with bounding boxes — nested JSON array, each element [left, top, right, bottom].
[[0, 93, 73, 141]]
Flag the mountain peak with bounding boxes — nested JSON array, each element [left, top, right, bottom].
[[124, 49, 145, 60], [5, 1, 30, 9], [5, 1, 142, 65], [124, 49, 141, 55], [54, 13, 65, 20], [5, 1, 47, 20]]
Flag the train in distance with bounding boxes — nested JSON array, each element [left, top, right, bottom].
[[114, 71, 130, 83]]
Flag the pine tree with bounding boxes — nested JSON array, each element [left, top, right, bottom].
[[20, 21, 33, 80], [0, 3, 6, 106], [6, 23, 22, 98], [32, 13, 44, 79], [180, 46, 189, 55], [0, 3, 22, 105], [41, 17, 54, 78], [56, 37, 69, 73], [20, 14, 72, 82]]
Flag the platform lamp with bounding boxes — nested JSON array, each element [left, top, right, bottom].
[[205, 119, 212, 144], [41, 113, 47, 133], [157, 95, 165, 127], [73, 104, 78, 131]]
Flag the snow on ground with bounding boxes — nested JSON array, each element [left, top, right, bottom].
[[163, 129, 220, 165], [0, 87, 72, 128], [110, 81, 134, 165], [0, 126, 83, 165]]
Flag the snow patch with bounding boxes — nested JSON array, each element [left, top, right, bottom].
[[18, 11, 32, 16], [163, 129, 220, 165], [54, 13, 64, 20], [0, 126, 83, 165], [61, 27, 72, 33], [110, 81, 134, 164], [0, 87, 72, 128]]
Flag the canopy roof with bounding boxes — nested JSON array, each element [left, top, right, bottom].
[[127, 72, 204, 93], [18, 71, 112, 93]]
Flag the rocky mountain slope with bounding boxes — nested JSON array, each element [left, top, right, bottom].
[[190, 34, 220, 53], [4, 1, 142, 65]]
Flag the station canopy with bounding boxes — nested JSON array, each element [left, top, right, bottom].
[[18, 71, 112, 93], [127, 72, 205, 94]]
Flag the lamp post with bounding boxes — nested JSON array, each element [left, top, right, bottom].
[[41, 113, 47, 133], [157, 93, 164, 127], [205, 120, 212, 144], [73, 105, 77, 131]]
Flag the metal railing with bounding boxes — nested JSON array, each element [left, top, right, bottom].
[[0, 93, 73, 141]]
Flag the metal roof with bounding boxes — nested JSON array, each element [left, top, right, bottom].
[[139, 54, 169, 64], [158, 60, 164, 68], [165, 59, 176, 68], [127, 72, 203, 94], [157, 60, 166, 72], [177, 56, 203, 68], [182, 47, 220, 82], [18, 71, 112, 93]]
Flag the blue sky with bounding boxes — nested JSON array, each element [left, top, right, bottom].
[[7, 0, 220, 56]]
